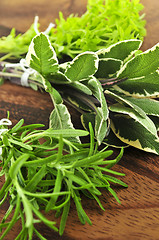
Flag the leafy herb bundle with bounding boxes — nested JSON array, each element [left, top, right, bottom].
[[0, 118, 126, 239], [0, 0, 146, 60], [1, 34, 159, 155]]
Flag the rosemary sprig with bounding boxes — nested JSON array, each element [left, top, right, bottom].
[[0, 119, 127, 239]]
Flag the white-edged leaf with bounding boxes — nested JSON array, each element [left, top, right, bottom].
[[104, 129, 128, 148], [88, 77, 108, 120], [109, 103, 158, 137], [49, 104, 74, 130], [49, 103, 80, 143], [95, 110, 108, 145], [111, 114, 159, 155], [117, 42, 159, 79], [105, 89, 146, 118], [66, 95, 93, 112], [97, 39, 142, 61], [81, 109, 107, 146], [149, 116, 159, 131], [113, 71, 159, 98], [49, 71, 71, 84], [49, 87, 63, 105], [122, 97, 159, 117], [65, 51, 99, 82], [70, 81, 92, 95], [87, 77, 108, 144], [95, 58, 122, 78], [26, 33, 59, 77], [81, 113, 96, 131]]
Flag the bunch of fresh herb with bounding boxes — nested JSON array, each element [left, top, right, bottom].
[[0, 118, 126, 239], [1, 33, 159, 155], [0, 0, 146, 60]]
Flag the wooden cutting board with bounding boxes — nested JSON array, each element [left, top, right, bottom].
[[0, 0, 159, 239]]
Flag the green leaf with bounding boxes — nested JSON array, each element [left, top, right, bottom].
[[104, 129, 128, 148], [44, 128, 89, 138], [111, 113, 159, 155], [46, 169, 63, 212], [9, 154, 30, 179], [25, 165, 47, 192], [87, 77, 108, 145], [150, 116, 159, 131], [88, 77, 108, 120], [69, 81, 92, 95], [122, 97, 159, 117], [114, 71, 159, 98], [95, 111, 108, 146], [95, 58, 122, 78], [10, 119, 24, 133], [117, 42, 159, 79], [109, 103, 157, 137], [49, 103, 75, 130], [9, 138, 33, 150], [59, 200, 70, 236], [26, 33, 59, 78], [49, 71, 71, 84], [105, 89, 146, 118], [49, 87, 63, 104], [97, 39, 142, 61], [65, 52, 99, 82]]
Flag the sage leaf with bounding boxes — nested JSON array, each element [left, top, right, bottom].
[[114, 71, 159, 98], [95, 112, 108, 146], [111, 114, 159, 155], [65, 52, 99, 82], [104, 129, 128, 148], [109, 103, 158, 137], [69, 81, 92, 95], [49, 104, 76, 130], [122, 97, 159, 117], [105, 89, 146, 118], [117, 42, 159, 79], [95, 58, 122, 78], [88, 77, 108, 120], [97, 39, 142, 61], [26, 33, 59, 78]]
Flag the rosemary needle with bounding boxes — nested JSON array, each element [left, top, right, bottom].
[[0, 119, 127, 239]]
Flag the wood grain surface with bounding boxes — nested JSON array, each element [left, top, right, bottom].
[[0, 0, 159, 239]]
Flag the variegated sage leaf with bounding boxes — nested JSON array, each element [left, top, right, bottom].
[[122, 97, 159, 117], [95, 110, 108, 145], [95, 58, 122, 79], [65, 52, 99, 82], [113, 71, 159, 98], [117, 42, 159, 79], [88, 77, 108, 120], [109, 103, 157, 137], [103, 129, 128, 148], [97, 39, 142, 61], [70, 81, 92, 95], [26, 33, 59, 78], [49, 104, 80, 143], [105, 90, 146, 118], [111, 114, 159, 155]]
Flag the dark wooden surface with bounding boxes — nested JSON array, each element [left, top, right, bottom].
[[0, 0, 159, 239]]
